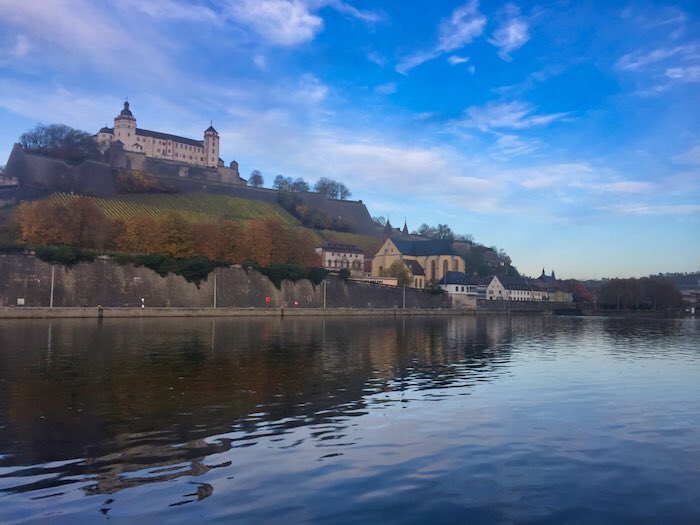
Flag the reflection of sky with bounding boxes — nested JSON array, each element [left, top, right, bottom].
[[0, 316, 699, 523]]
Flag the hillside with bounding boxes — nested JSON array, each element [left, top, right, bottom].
[[46, 193, 299, 227]]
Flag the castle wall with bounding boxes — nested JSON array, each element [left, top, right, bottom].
[[0, 254, 452, 310]]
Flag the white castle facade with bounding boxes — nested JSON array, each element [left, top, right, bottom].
[[96, 102, 222, 169]]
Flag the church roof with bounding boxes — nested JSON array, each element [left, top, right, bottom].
[[403, 259, 425, 276], [391, 238, 458, 257], [99, 126, 112, 134], [136, 128, 204, 148]]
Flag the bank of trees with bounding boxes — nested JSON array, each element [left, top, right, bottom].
[[20, 124, 99, 163], [15, 198, 320, 268], [598, 277, 682, 310]]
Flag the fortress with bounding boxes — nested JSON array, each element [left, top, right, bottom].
[[96, 102, 223, 169]]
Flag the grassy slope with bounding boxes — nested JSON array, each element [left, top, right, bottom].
[[38, 193, 383, 255]]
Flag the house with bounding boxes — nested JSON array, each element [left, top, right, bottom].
[[315, 243, 365, 277], [486, 276, 533, 301], [371, 237, 466, 288], [439, 272, 491, 299], [437, 271, 477, 309]]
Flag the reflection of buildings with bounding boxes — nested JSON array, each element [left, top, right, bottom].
[[1, 316, 522, 502]]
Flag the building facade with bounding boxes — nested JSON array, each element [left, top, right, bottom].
[[371, 238, 466, 288], [315, 243, 366, 277], [96, 102, 221, 168]]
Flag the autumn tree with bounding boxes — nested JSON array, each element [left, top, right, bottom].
[[314, 177, 351, 200], [155, 213, 197, 258], [65, 198, 113, 250], [380, 260, 412, 286], [116, 215, 159, 254], [287, 229, 321, 267], [16, 201, 71, 246], [289, 177, 310, 192], [20, 124, 99, 163], [240, 220, 274, 266], [248, 170, 264, 188], [221, 220, 244, 263], [194, 223, 228, 261], [273, 175, 291, 191]]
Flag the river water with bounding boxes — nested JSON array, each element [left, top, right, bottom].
[[0, 315, 699, 524]]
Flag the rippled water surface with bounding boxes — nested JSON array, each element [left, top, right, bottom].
[[0, 315, 699, 524]]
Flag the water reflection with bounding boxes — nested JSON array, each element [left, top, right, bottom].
[[0, 316, 516, 497], [0, 315, 698, 523]]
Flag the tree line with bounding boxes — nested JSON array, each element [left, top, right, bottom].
[[248, 170, 352, 200], [598, 277, 683, 310], [15, 198, 320, 268]]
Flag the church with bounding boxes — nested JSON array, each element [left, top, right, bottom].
[[96, 101, 222, 169]]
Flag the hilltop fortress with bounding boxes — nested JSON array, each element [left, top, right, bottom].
[[97, 101, 223, 169], [2, 102, 378, 236]]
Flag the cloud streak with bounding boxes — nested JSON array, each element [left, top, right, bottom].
[[489, 3, 530, 60], [396, 0, 486, 73]]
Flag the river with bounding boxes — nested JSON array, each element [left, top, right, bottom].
[[0, 315, 699, 524]]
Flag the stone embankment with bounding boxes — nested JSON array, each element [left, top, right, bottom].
[[0, 254, 452, 312]]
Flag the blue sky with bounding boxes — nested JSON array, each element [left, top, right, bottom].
[[0, 0, 698, 279]]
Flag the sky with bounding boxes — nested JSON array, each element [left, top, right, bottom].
[[0, 0, 699, 279]]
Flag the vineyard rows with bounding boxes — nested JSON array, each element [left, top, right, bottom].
[[46, 193, 299, 226]]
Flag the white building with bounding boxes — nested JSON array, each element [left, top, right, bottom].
[[96, 101, 221, 168], [486, 276, 535, 301], [315, 243, 365, 277]]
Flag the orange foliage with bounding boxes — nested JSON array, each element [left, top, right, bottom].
[[116, 215, 159, 254], [194, 223, 227, 261], [15, 198, 321, 267], [155, 213, 197, 259]]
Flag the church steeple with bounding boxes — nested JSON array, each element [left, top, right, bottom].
[[383, 218, 393, 240], [402, 219, 409, 239]]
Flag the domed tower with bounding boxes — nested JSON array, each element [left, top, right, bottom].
[[113, 101, 137, 148], [204, 122, 219, 168]]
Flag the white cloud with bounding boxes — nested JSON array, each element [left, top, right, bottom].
[[460, 101, 569, 132], [492, 134, 538, 158], [447, 55, 470, 65], [253, 54, 268, 70], [366, 52, 387, 66], [226, 0, 324, 46], [13, 35, 30, 57], [0, 0, 175, 80], [603, 203, 700, 215], [437, 1, 487, 52], [674, 144, 700, 165], [616, 45, 695, 71], [375, 83, 397, 95], [119, 0, 218, 22], [396, 0, 486, 74], [665, 65, 700, 82], [325, 0, 382, 23], [488, 4, 530, 61]]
